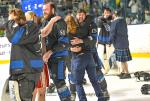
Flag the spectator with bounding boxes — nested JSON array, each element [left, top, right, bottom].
[[144, 9, 150, 24], [5, 8, 43, 100], [0, 29, 4, 37], [130, 15, 139, 24], [126, 16, 132, 24], [141, 0, 149, 10], [128, 0, 142, 14]]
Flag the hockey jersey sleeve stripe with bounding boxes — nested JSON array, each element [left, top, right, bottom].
[[51, 50, 69, 58], [10, 60, 24, 69], [30, 60, 44, 68], [11, 27, 25, 44], [58, 61, 64, 79], [58, 36, 69, 44], [92, 34, 98, 40], [98, 35, 110, 43]]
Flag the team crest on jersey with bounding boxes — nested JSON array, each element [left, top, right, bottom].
[[103, 23, 110, 31], [59, 29, 66, 36], [92, 28, 97, 33]]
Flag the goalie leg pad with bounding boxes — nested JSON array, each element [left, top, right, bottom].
[[9, 80, 21, 101]]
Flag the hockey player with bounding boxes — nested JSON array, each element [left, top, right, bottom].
[[4, 8, 43, 101], [70, 9, 106, 101], [97, 7, 113, 74], [41, 2, 71, 101]]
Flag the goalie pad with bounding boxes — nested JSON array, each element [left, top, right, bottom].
[[9, 80, 21, 101]]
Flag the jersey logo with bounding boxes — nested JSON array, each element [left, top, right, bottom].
[[92, 28, 97, 33], [59, 29, 66, 36], [103, 23, 110, 31]]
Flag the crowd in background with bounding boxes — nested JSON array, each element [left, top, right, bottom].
[[49, 0, 150, 25], [0, 0, 150, 26]]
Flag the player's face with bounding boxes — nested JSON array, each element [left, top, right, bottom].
[[43, 4, 53, 19], [104, 10, 111, 18], [76, 12, 86, 23]]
